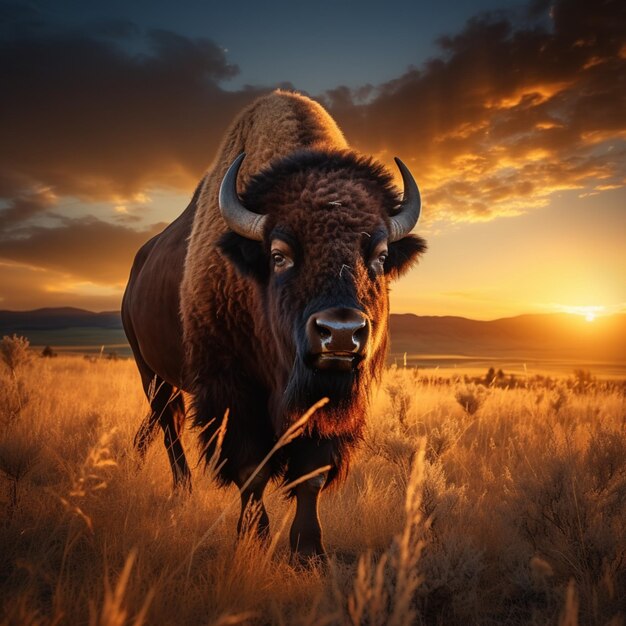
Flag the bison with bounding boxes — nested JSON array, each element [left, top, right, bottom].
[[122, 90, 426, 560]]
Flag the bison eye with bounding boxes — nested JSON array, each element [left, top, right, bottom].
[[270, 238, 295, 274], [369, 242, 388, 275], [271, 250, 294, 273], [272, 252, 286, 266]]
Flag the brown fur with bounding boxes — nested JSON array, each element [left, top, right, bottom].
[[123, 90, 426, 555], [179, 92, 359, 484], [180, 91, 347, 378]]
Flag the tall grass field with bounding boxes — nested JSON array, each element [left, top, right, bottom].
[[0, 340, 624, 625]]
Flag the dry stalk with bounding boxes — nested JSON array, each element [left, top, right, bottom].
[[89, 549, 154, 626], [346, 440, 427, 626]]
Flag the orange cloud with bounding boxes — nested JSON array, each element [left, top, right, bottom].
[[0, 218, 167, 284], [0, 262, 123, 310], [324, 0, 626, 221]]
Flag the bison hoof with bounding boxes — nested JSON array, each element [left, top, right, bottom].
[[292, 552, 328, 571], [291, 545, 327, 570]]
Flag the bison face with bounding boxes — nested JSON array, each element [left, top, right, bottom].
[[218, 150, 426, 436]]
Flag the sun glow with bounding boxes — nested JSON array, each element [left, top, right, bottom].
[[557, 305, 605, 320]]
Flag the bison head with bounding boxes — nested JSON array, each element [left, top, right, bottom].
[[218, 150, 426, 438]]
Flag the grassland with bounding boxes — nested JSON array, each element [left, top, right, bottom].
[[0, 350, 624, 625]]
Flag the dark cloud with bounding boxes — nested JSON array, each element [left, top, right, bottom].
[[1, 23, 268, 200], [0, 217, 167, 284], [323, 0, 626, 220], [0, 188, 56, 230], [2, 0, 621, 221]]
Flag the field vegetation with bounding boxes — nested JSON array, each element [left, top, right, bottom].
[[0, 336, 624, 625]]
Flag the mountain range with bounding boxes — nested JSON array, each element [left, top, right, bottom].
[[0, 307, 121, 331], [0, 307, 624, 365], [390, 312, 625, 362]]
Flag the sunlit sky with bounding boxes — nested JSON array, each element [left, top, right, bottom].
[[0, 0, 624, 319]]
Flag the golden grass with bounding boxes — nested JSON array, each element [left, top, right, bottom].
[[0, 356, 624, 625]]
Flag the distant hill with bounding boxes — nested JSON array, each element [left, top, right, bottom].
[[0, 307, 122, 331], [390, 313, 626, 362], [1, 307, 624, 364]]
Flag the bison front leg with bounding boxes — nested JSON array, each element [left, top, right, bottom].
[[289, 471, 327, 563], [285, 438, 335, 564], [236, 465, 271, 540]]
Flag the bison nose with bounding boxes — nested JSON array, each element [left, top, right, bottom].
[[306, 307, 370, 367]]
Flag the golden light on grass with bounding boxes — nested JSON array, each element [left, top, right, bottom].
[[0, 352, 624, 624]]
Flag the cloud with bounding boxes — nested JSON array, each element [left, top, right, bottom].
[[0, 13, 278, 307], [0, 217, 167, 284], [3, 0, 623, 221], [0, 0, 624, 310], [0, 188, 56, 230], [323, 0, 626, 220], [0, 262, 124, 311], [1, 21, 269, 200]]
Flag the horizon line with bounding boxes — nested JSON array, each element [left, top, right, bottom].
[[1, 305, 624, 324]]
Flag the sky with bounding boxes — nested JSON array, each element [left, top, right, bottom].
[[0, 0, 624, 319]]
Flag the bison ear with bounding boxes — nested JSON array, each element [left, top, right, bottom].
[[385, 234, 427, 280], [218, 232, 269, 282]]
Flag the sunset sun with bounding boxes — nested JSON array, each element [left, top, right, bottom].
[[558, 305, 605, 322]]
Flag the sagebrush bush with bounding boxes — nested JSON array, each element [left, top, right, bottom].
[[0, 334, 30, 375]]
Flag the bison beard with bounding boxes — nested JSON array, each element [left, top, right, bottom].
[[281, 362, 364, 435], [276, 351, 382, 490]]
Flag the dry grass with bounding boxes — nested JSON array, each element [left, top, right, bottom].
[[0, 354, 624, 625]]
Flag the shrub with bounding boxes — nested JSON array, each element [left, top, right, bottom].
[[454, 384, 486, 416], [41, 345, 57, 358], [0, 334, 30, 375]]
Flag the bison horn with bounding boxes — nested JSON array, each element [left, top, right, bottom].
[[388, 157, 421, 242], [219, 153, 267, 241]]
